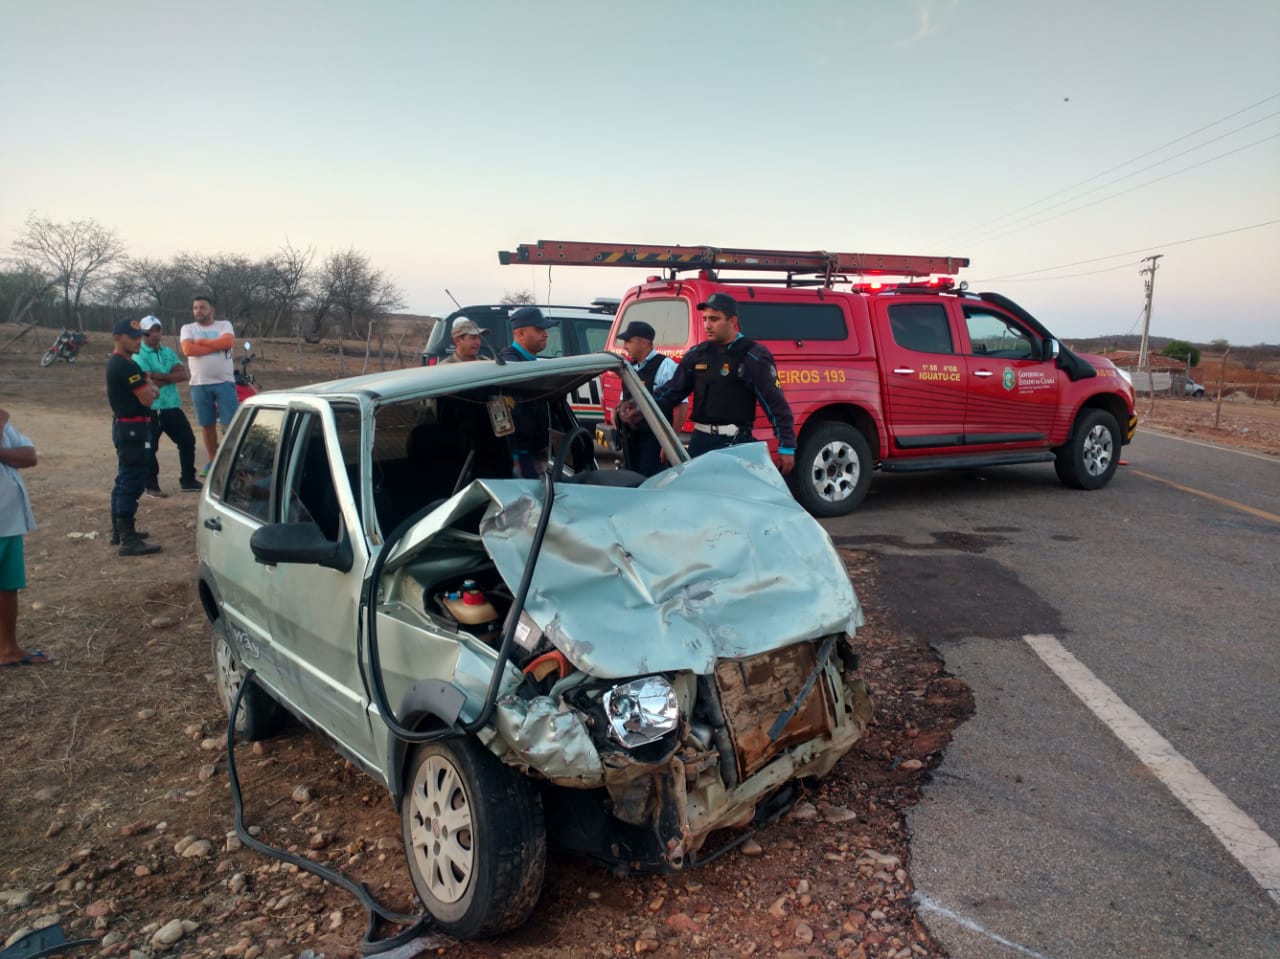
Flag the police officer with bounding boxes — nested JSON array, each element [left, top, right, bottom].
[[612, 320, 686, 476], [650, 293, 795, 474], [499, 306, 560, 478], [106, 318, 162, 556]]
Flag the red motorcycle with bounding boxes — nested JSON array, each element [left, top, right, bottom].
[[40, 329, 88, 367], [234, 342, 259, 402]]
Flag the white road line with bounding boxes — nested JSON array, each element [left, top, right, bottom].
[[915, 893, 1056, 959], [1024, 634, 1280, 906], [1139, 428, 1280, 462]]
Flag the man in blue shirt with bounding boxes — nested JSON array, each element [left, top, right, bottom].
[[135, 317, 200, 494], [498, 307, 560, 477]]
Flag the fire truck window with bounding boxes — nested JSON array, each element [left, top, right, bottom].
[[617, 300, 689, 349], [738, 303, 848, 341], [888, 303, 954, 355], [964, 309, 1037, 359]]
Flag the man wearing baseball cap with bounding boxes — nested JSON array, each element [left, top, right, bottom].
[[440, 316, 489, 364], [499, 306, 561, 478], [105, 318, 162, 556], [612, 320, 686, 476], [651, 292, 795, 475], [134, 316, 200, 495]]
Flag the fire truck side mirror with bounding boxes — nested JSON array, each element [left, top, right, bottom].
[[1044, 338, 1060, 362]]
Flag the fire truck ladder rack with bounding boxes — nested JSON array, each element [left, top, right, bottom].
[[498, 241, 969, 285]]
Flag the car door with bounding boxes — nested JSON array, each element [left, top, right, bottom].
[[959, 305, 1059, 447], [874, 299, 968, 452], [201, 405, 287, 675], [261, 400, 377, 764]]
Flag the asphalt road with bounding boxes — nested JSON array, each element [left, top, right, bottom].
[[822, 431, 1280, 958]]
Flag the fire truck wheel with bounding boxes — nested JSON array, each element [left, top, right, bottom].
[[401, 737, 546, 938], [792, 421, 873, 517], [1054, 408, 1120, 490]]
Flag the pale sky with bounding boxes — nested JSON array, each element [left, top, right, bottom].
[[2, 0, 1277, 344]]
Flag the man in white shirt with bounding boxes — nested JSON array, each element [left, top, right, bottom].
[[180, 295, 239, 475]]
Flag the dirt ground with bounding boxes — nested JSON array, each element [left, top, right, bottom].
[[0, 329, 1274, 958], [1136, 393, 1280, 456]]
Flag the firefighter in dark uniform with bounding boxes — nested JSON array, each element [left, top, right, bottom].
[[106, 318, 162, 556], [612, 320, 686, 476], [498, 306, 560, 478], [649, 293, 796, 474]]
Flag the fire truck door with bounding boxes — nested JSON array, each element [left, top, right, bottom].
[[958, 306, 1058, 447], [875, 300, 967, 452]]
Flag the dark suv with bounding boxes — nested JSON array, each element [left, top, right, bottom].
[[422, 300, 618, 365], [423, 301, 618, 428]]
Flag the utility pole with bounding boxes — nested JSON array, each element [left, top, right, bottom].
[[1137, 254, 1163, 371]]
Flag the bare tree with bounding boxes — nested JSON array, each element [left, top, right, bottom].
[[0, 261, 58, 328], [114, 257, 193, 321], [176, 253, 274, 335], [265, 241, 314, 337], [501, 289, 536, 305], [12, 215, 127, 329], [319, 248, 405, 339]]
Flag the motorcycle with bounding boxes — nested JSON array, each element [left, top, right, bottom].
[[40, 329, 88, 367], [234, 341, 259, 402]]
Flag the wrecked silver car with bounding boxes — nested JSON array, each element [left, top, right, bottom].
[[196, 354, 873, 938]]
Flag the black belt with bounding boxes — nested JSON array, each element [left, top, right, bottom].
[[115, 416, 150, 423]]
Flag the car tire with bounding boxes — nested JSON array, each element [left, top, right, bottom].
[[401, 737, 546, 939], [211, 618, 286, 741], [1054, 408, 1120, 490], [791, 421, 873, 517], [39, 350, 56, 367]]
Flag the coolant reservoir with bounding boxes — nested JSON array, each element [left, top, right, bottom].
[[440, 580, 498, 625]]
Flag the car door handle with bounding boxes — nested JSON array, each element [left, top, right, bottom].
[[203, 517, 222, 531], [973, 370, 994, 377], [892, 368, 915, 375]]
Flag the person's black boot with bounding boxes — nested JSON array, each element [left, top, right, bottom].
[[118, 516, 161, 556], [110, 513, 149, 546]]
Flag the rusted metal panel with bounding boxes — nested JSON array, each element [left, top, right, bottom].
[[714, 641, 835, 781]]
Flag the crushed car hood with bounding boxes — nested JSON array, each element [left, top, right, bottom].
[[383, 444, 862, 679]]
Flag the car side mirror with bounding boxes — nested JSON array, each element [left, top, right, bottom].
[[250, 522, 353, 573], [1044, 337, 1060, 362]]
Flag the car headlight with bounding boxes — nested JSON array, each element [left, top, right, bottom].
[[602, 676, 679, 748], [1116, 368, 1133, 386]]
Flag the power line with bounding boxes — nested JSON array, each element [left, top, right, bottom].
[[973, 219, 1280, 282], [972, 261, 1141, 284], [966, 132, 1280, 249], [956, 110, 1280, 247], [929, 91, 1280, 247]]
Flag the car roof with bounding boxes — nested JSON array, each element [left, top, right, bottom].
[[251, 353, 625, 405]]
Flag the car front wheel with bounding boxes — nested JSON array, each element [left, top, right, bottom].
[[401, 738, 546, 938], [791, 421, 873, 516], [1054, 409, 1120, 490], [211, 618, 286, 741]]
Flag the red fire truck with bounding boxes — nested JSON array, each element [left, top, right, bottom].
[[499, 241, 1137, 516]]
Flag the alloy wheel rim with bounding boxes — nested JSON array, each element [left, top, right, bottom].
[[408, 755, 474, 904], [810, 440, 860, 503], [1082, 424, 1113, 476]]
